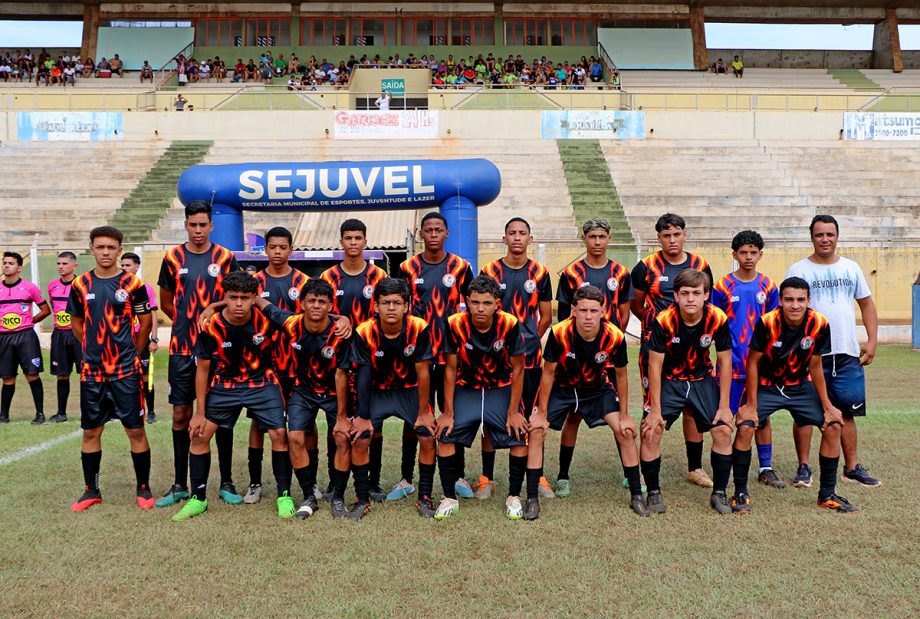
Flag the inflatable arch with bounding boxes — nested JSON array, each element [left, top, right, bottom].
[[176, 159, 501, 271]]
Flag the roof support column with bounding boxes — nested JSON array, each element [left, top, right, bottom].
[[872, 8, 903, 72], [81, 2, 100, 61], [689, 5, 708, 71]]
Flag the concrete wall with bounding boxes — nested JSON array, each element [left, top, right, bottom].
[[708, 49, 874, 69]]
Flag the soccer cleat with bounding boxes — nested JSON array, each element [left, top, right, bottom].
[[172, 497, 208, 522], [347, 500, 372, 521], [276, 492, 296, 519], [330, 497, 348, 520], [792, 464, 813, 488], [313, 485, 324, 502], [454, 478, 475, 499], [687, 468, 714, 488], [146, 411, 157, 424], [136, 484, 156, 510], [553, 479, 572, 498], [474, 476, 494, 500], [434, 497, 460, 521], [646, 490, 666, 514], [295, 496, 318, 520], [622, 476, 648, 494], [818, 493, 858, 514], [31, 412, 46, 425], [842, 464, 881, 487], [386, 479, 415, 501], [731, 492, 753, 515], [49, 413, 67, 423], [505, 496, 524, 520], [630, 494, 651, 517], [322, 482, 335, 502], [218, 482, 244, 505], [0, 414, 9, 424], [369, 485, 388, 503], [523, 497, 540, 521], [70, 487, 103, 512], [243, 483, 263, 504], [154, 484, 189, 508], [758, 468, 787, 489], [538, 476, 556, 499], [710, 491, 732, 515], [416, 495, 436, 518]]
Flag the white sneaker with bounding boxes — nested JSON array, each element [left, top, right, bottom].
[[434, 497, 460, 521], [505, 495, 524, 520], [474, 476, 494, 500], [243, 483, 262, 504], [454, 477, 475, 499]]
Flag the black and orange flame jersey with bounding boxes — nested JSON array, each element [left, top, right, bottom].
[[351, 316, 432, 391], [66, 270, 150, 382], [444, 310, 525, 389], [398, 253, 473, 365], [556, 259, 632, 328], [750, 307, 831, 386], [195, 310, 277, 389], [262, 304, 350, 397], [321, 262, 388, 326], [648, 304, 731, 382], [631, 251, 712, 340], [158, 243, 240, 357], [480, 258, 552, 367], [543, 318, 628, 390], [255, 268, 310, 378]]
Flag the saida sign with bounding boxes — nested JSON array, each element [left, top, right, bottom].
[[381, 78, 405, 95]]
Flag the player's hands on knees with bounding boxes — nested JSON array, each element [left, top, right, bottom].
[[189, 413, 207, 438], [350, 417, 372, 444], [528, 411, 548, 433], [333, 417, 351, 439], [822, 406, 844, 430], [506, 411, 527, 441], [416, 409, 436, 436], [641, 410, 664, 439], [618, 413, 637, 441], [736, 403, 757, 428], [435, 412, 454, 439], [714, 406, 733, 428], [333, 315, 352, 339]]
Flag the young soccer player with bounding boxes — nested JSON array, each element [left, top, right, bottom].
[[434, 275, 528, 520], [527, 286, 641, 521], [68, 227, 155, 512], [156, 201, 241, 508], [48, 251, 81, 423], [553, 217, 632, 498], [0, 251, 50, 424], [631, 213, 715, 488], [478, 217, 552, 500], [641, 269, 734, 515], [710, 231, 784, 488], [397, 212, 474, 500], [348, 278, 438, 518], [172, 270, 295, 521], [120, 252, 160, 424], [730, 277, 856, 514]]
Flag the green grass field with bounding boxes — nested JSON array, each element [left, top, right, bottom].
[[0, 345, 917, 616]]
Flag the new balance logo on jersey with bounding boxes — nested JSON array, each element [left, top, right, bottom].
[[374, 350, 384, 357], [659, 275, 669, 282], [773, 341, 783, 348], [566, 352, 577, 360], [671, 337, 681, 344], [414, 278, 424, 285], [730, 295, 740, 303], [221, 342, 232, 348]]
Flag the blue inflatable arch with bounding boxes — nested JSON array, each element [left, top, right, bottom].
[[176, 159, 501, 271]]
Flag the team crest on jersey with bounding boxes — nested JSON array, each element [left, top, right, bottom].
[[288, 287, 300, 300], [801, 337, 814, 350], [594, 352, 608, 364], [493, 339, 505, 352], [252, 333, 265, 345], [699, 334, 712, 347], [524, 279, 537, 293], [756, 291, 767, 304], [403, 345, 416, 357], [442, 274, 456, 288], [363, 285, 374, 299], [321, 346, 335, 359], [114, 289, 129, 303], [207, 263, 221, 277], [20, 303, 29, 312], [607, 277, 619, 291]]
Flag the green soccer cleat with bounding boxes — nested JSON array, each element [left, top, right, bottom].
[[155, 484, 189, 508], [172, 497, 208, 522], [276, 492, 296, 519], [505, 496, 524, 520], [553, 479, 572, 498], [622, 477, 648, 493], [219, 482, 244, 505], [434, 497, 459, 521]]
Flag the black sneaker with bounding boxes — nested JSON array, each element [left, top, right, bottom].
[[730, 492, 753, 514], [646, 490, 666, 514], [416, 495, 436, 518], [710, 491, 732, 515], [842, 464, 881, 487], [49, 413, 68, 423], [630, 494, 651, 517], [523, 497, 540, 521], [818, 493, 858, 514], [295, 495, 318, 520], [331, 497, 348, 520], [758, 468, 787, 489], [0, 414, 9, 424], [347, 500, 371, 521], [31, 412, 46, 425], [369, 485, 387, 503], [146, 411, 157, 424], [792, 463, 813, 488]]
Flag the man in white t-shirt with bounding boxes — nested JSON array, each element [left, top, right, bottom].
[[785, 215, 880, 488], [374, 91, 391, 111]]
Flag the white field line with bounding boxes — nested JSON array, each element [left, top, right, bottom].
[[0, 429, 82, 466]]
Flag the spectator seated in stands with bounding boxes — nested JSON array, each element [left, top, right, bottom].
[[611, 71, 621, 90], [35, 62, 50, 86], [187, 59, 200, 83], [312, 64, 326, 86], [200, 59, 212, 81], [287, 74, 302, 91], [732, 55, 744, 78], [109, 54, 124, 77], [274, 53, 287, 76], [49, 63, 64, 86], [714, 58, 727, 74], [260, 60, 273, 84], [140, 60, 154, 83], [213, 56, 226, 82], [95, 57, 110, 77], [245, 59, 258, 81], [64, 62, 76, 86], [590, 59, 604, 83], [80, 57, 92, 78], [0, 56, 10, 81], [232, 59, 245, 82], [288, 55, 299, 76]]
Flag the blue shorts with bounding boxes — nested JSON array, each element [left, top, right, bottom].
[[823, 354, 866, 418]]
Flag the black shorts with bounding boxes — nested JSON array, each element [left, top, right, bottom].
[[287, 387, 337, 433], [441, 385, 526, 449], [547, 383, 620, 431], [746, 383, 825, 429], [370, 388, 431, 436], [205, 383, 286, 430], [657, 377, 721, 433], [168, 355, 196, 405], [0, 329, 43, 378], [80, 373, 145, 430], [50, 328, 82, 376], [429, 363, 445, 412], [248, 374, 298, 428], [522, 367, 541, 417]]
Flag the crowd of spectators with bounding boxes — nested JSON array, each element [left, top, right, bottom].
[[0, 48, 143, 86]]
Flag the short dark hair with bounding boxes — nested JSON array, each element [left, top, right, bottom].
[[504, 217, 531, 234], [2, 251, 23, 266], [673, 268, 710, 293], [809, 214, 839, 236], [264, 226, 293, 246], [780, 276, 811, 296], [731, 230, 764, 251], [57, 251, 77, 262], [90, 226, 123, 245], [655, 213, 686, 232], [302, 278, 334, 302], [572, 285, 604, 306], [121, 252, 141, 265], [421, 211, 448, 229], [222, 270, 259, 295], [466, 275, 501, 299], [373, 277, 410, 303], [340, 218, 367, 237], [184, 200, 212, 220]]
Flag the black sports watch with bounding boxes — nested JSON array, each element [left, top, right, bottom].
[[149, 336, 159, 343]]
